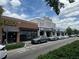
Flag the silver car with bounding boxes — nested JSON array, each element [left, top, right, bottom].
[[0, 45, 7, 59], [48, 36, 58, 41], [31, 36, 48, 44]]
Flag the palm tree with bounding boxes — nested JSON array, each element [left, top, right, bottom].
[[0, 6, 4, 44], [45, 0, 75, 15], [69, 0, 75, 3], [45, 0, 60, 15]]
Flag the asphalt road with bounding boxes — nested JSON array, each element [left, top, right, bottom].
[[7, 37, 78, 59]]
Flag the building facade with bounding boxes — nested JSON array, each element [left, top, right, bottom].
[[0, 16, 38, 43], [31, 16, 56, 37]]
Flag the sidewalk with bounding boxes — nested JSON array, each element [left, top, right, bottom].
[[8, 41, 32, 54], [23, 41, 32, 46]]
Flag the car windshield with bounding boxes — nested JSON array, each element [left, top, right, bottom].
[[33, 36, 42, 40], [49, 36, 54, 38]]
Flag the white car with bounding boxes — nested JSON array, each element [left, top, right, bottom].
[[64, 36, 69, 39], [0, 45, 7, 59], [58, 36, 64, 40], [48, 36, 58, 41]]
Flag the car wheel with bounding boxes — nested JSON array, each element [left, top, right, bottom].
[[38, 41, 40, 44], [45, 40, 47, 42]]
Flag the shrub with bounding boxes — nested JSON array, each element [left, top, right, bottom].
[[37, 40, 79, 59], [5, 42, 25, 50]]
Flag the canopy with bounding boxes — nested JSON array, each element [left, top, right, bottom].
[[3, 26, 19, 32]]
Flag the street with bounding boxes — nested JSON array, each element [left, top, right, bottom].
[[7, 37, 78, 59]]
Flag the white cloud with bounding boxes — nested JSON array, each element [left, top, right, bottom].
[[58, 18, 79, 30], [52, 16, 79, 30], [20, 14, 29, 19], [3, 9, 29, 20], [60, 1, 79, 17], [59, 0, 78, 5], [21, 14, 27, 18], [8, 13, 22, 19], [0, 0, 21, 7], [3, 8, 11, 15], [59, 0, 69, 4], [10, 0, 21, 7], [65, 11, 79, 17], [8, 13, 28, 19], [75, 0, 79, 2], [57, 0, 79, 30], [0, 0, 9, 5]]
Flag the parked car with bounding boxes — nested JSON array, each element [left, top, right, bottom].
[[57, 36, 64, 40], [73, 34, 79, 37], [48, 36, 58, 41], [77, 35, 79, 37], [69, 35, 75, 37], [0, 45, 7, 59], [31, 36, 48, 44], [57, 36, 69, 40], [63, 36, 69, 39]]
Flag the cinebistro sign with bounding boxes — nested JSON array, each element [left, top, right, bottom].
[[0, 19, 16, 26]]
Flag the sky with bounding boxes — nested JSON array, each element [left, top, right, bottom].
[[0, 0, 79, 30], [0, 0, 56, 19], [59, 0, 79, 30], [51, 0, 79, 30]]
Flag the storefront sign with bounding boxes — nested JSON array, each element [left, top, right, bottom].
[[0, 19, 16, 26]]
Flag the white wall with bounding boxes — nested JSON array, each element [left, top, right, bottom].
[[31, 17, 56, 30]]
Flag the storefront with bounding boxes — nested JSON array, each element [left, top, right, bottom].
[[31, 16, 56, 37], [0, 16, 38, 43], [2, 26, 19, 43], [20, 28, 38, 41]]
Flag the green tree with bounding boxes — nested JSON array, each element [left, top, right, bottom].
[[0, 6, 4, 44], [69, 0, 75, 3], [73, 29, 79, 35], [65, 27, 73, 36], [45, 0, 60, 15], [45, 0, 75, 15], [0, 6, 4, 26], [0, 6, 4, 17]]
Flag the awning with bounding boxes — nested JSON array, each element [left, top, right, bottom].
[[3, 26, 19, 32]]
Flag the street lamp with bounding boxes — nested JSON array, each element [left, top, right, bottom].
[[4, 20, 8, 44]]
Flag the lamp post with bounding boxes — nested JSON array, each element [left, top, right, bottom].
[[5, 28, 8, 44], [4, 20, 8, 44], [2, 19, 8, 45]]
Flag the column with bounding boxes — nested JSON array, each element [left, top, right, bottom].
[[51, 32, 53, 37], [38, 30, 40, 37], [44, 31, 47, 37], [17, 32, 20, 43], [64, 33, 66, 36], [55, 32, 57, 36], [60, 32, 62, 36], [66, 33, 68, 36], [53, 32, 56, 36]]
